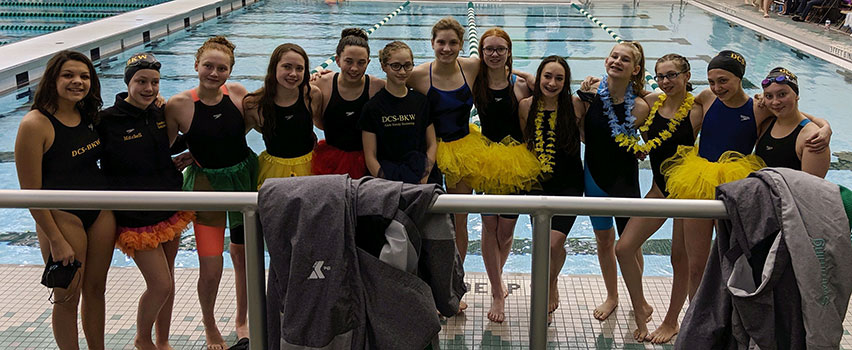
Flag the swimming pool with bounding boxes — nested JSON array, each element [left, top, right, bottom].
[[0, 0, 850, 276], [0, 0, 171, 46]]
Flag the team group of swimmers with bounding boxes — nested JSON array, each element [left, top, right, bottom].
[[14, 14, 833, 350]]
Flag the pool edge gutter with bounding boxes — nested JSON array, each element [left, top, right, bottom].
[[0, 0, 264, 96], [689, 0, 852, 71]]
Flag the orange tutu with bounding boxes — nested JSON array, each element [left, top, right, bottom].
[[116, 211, 194, 257]]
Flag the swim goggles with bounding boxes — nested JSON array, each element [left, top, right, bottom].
[[761, 75, 791, 88]]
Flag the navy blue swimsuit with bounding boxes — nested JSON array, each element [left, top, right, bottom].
[[426, 62, 474, 142]]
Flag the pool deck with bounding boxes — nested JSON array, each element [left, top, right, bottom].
[[692, 0, 852, 70], [2, 265, 852, 349]]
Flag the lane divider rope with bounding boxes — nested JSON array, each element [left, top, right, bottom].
[[466, 1, 480, 122], [571, 3, 661, 92], [467, 1, 478, 57], [311, 0, 410, 74]]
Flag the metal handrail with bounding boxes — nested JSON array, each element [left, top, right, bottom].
[[0, 189, 728, 350]]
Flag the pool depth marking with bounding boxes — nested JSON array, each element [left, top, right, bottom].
[[571, 3, 661, 92], [309, 0, 410, 74]]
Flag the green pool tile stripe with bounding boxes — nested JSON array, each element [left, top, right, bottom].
[[570, 3, 661, 92], [0, 12, 113, 19], [310, 0, 410, 74]]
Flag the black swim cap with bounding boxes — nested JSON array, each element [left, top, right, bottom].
[[707, 50, 746, 79], [762, 67, 799, 95], [124, 53, 161, 85]]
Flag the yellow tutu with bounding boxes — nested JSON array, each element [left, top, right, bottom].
[[661, 145, 765, 199], [477, 136, 542, 194], [258, 150, 313, 189], [436, 124, 490, 189]]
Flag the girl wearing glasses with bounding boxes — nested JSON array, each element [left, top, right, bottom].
[[661, 51, 831, 307], [576, 41, 650, 322], [755, 67, 829, 177], [614, 54, 701, 344], [244, 43, 322, 188], [359, 41, 438, 184], [313, 28, 385, 178], [471, 28, 542, 323]]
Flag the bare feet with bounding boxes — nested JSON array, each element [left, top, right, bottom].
[[487, 294, 506, 323], [649, 321, 679, 344], [457, 300, 468, 314], [633, 325, 651, 342], [548, 280, 559, 313], [593, 298, 618, 321], [156, 345, 174, 350], [203, 326, 227, 350], [631, 303, 654, 342], [764, 12, 770, 17]]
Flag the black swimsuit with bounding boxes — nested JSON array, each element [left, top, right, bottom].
[[647, 109, 694, 197], [263, 88, 315, 158], [185, 85, 249, 169], [755, 118, 809, 171], [40, 108, 105, 230], [529, 110, 584, 234], [322, 73, 370, 151], [479, 78, 523, 143]]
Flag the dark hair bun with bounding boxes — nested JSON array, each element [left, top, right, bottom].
[[341, 28, 368, 40]]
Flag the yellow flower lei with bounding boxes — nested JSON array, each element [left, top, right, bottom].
[[615, 92, 694, 154], [534, 102, 557, 174]]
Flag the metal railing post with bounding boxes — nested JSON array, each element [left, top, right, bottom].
[[242, 209, 267, 350], [529, 212, 552, 350]]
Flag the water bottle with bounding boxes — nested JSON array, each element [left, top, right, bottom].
[[826, 20, 831, 29]]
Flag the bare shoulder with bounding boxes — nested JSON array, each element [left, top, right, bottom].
[[369, 75, 386, 95], [458, 55, 480, 69], [19, 109, 51, 133], [165, 90, 195, 119], [643, 92, 662, 104], [167, 90, 193, 106], [800, 120, 820, 139], [308, 84, 323, 100], [519, 96, 533, 109], [226, 82, 248, 98], [695, 88, 715, 105]]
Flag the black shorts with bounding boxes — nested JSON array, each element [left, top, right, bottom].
[[229, 225, 245, 245], [62, 209, 101, 231], [529, 185, 583, 235]]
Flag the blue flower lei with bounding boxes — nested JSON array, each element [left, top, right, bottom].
[[597, 75, 638, 138]]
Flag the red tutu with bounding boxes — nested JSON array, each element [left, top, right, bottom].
[[311, 140, 367, 179]]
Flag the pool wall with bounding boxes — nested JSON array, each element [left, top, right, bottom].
[[0, 0, 263, 95], [691, 0, 852, 70]]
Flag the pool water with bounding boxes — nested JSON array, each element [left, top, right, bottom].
[[0, 0, 171, 46], [1, 0, 850, 276]]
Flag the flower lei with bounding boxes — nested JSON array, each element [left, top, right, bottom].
[[617, 93, 694, 154], [598, 75, 637, 142], [533, 101, 557, 174]]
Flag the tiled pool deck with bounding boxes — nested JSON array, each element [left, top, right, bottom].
[[2, 265, 852, 349]]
